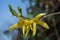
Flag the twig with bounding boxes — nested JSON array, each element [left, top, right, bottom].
[[41, 12, 60, 20]]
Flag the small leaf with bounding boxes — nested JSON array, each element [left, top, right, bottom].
[[8, 4, 18, 16], [18, 6, 22, 15], [8, 4, 13, 11]]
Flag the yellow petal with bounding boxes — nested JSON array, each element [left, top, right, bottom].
[[8, 22, 20, 30], [30, 24, 33, 30], [32, 22, 36, 36], [35, 13, 45, 19], [24, 20, 29, 24], [25, 26, 30, 37], [22, 25, 25, 35], [25, 30, 29, 37], [37, 20, 49, 29]]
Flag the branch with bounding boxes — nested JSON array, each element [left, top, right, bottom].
[[41, 12, 60, 20]]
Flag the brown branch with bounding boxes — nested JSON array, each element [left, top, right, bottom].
[[41, 12, 60, 20]]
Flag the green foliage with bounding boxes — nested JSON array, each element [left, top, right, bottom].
[[8, 4, 19, 17], [18, 6, 22, 15]]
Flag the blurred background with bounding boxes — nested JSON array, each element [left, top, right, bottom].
[[0, 0, 60, 40]]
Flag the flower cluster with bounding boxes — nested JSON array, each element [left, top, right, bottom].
[[8, 13, 49, 37]]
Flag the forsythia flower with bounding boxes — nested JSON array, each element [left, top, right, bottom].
[[8, 13, 49, 37], [32, 13, 49, 36]]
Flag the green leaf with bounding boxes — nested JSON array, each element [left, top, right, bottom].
[[18, 6, 22, 15], [8, 4, 12, 11], [45, 37, 50, 40], [8, 4, 18, 16]]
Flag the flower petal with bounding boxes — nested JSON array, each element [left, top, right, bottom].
[[25, 26, 30, 37], [8, 22, 20, 30], [37, 20, 49, 29], [30, 24, 33, 30], [32, 22, 36, 36], [35, 13, 45, 19], [22, 25, 25, 35]]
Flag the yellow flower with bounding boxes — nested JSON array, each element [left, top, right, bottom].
[[8, 13, 49, 37], [8, 14, 24, 30], [31, 13, 49, 36], [8, 14, 32, 37], [33, 13, 49, 29], [22, 20, 33, 37]]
